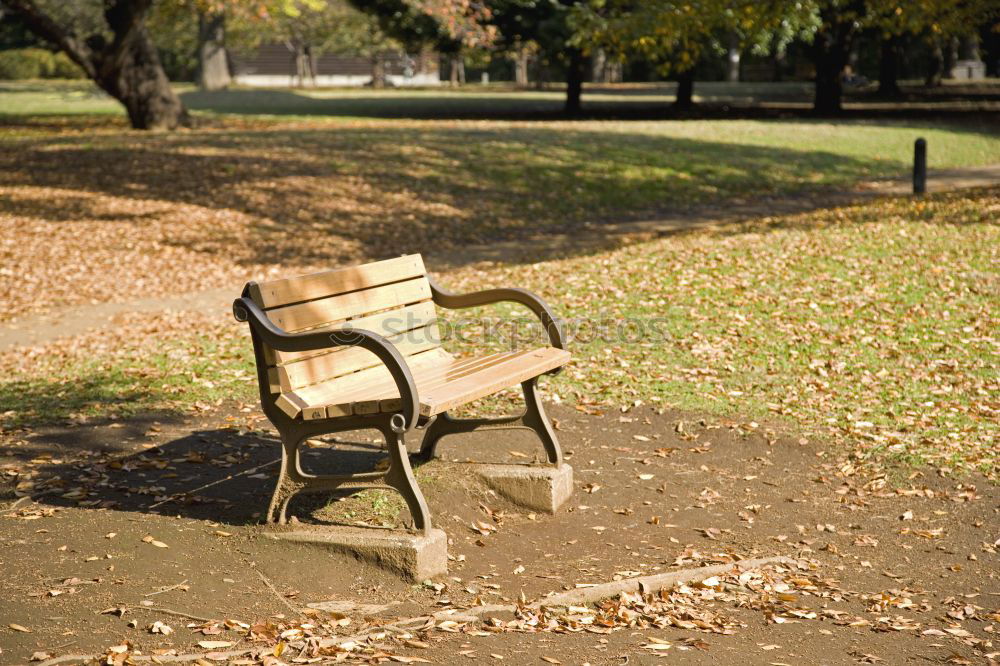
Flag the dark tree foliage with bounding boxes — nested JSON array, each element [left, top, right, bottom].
[[487, 0, 587, 113], [811, 0, 863, 113], [347, 0, 462, 53], [0, 0, 189, 129]]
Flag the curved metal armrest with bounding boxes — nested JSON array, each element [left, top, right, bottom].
[[427, 275, 565, 350], [233, 296, 420, 430]]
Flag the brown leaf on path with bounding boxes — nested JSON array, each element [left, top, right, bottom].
[[8, 623, 31, 632]]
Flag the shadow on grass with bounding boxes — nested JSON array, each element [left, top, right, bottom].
[[710, 186, 1000, 240], [5, 120, 982, 268], [178, 87, 1000, 122], [2, 412, 423, 528], [0, 364, 405, 527], [0, 376, 156, 438]]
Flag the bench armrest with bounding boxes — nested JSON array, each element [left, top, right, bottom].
[[427, 275, 565, 350], [233, 296, 420, 431]]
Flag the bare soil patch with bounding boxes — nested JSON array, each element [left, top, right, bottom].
[[1, 403, 996, 664]]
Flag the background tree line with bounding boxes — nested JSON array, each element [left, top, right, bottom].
[[0, 0, 997, 129]]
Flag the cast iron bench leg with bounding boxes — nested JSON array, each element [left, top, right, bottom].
[[417, 376, 563, 466], [379, 423, 432, 534], [266, 425, 432, 533]]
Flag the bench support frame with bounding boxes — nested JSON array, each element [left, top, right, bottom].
[[236, 271, 568, 539], [265, 416, 432, 533], [417, 377, 563, 466]]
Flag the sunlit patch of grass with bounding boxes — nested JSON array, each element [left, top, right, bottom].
[[2, 84, 998, 320], [0, 313, 256, 428], [0, 131, 995, 479], [7, 188, 995, 481], [440, 187, 999, 476], [321, 489, 406, 528]]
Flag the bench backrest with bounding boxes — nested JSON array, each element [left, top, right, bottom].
[[246, 254, 441, 395]]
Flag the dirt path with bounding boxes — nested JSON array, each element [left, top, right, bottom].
[[1, 404, 996, 664], [1, 165, 997, 352]]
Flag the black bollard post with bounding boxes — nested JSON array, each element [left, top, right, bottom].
[[913, 138, 927, 194]]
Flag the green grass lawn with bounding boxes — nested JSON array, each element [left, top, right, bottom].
[[0, 80, 123, 116], [0, 80, 819, 118], [3, 79, 995, 120], [2, 187, 996, 478], [2, 88, 999, 319], [0, 85, 997, 477], [2, 86, 998, 231]]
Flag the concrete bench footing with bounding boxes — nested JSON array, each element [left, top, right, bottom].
[[473, 463, 573, 513], [263, 526, 448, 581]]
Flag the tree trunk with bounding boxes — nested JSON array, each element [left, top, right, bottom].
[[448, 54, 465, 86], [606, 60, 622, 83], [591, 48, 607, 83], [674, 67, 694, 108], [514, 49, 529, 86], [813, 50, 844, 113], [196, 11, 230, 91], [726, 32, 740, 82], [810, 7, 856, 114], [773, 48, 786, 82], [959, 34, 980, 61], [3, 0, 188, 130], [95, 23, 189, 129], [925, 38, 943, 87], [943, 36, 958, 79], [290, 43, 307, 87], [564, 48, 584, 114], [878, 35, 899, 95], [371, 53, 386, 88], [305, 45, 317, 86]]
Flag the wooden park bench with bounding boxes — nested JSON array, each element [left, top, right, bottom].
[[233, 254, 570, 532]]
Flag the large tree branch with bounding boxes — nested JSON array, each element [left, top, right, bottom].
[[0, 0, 97, 77], [102, 0, 155, 73]]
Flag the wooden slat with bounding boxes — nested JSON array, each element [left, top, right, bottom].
[[275, 393, 305, 418], [419, 347, 570, 416], [277, 324, 441, 391], [278, 346, 570, 420], [290, 348, 452, 408], [275, 392, 326, 420], [376, 351, 533, 414], [341, 347, 567, 417], [267, 277, 431, 333], [271, 301, 439, 366], [320, 350, 524, 417], [249, 254, 426, 309]]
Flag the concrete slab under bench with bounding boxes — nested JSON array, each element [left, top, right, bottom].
[[262, 526, 448, 581], [473, 463, 573, 514]]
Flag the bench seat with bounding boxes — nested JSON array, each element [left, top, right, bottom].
[[277, 346, 570, 420]]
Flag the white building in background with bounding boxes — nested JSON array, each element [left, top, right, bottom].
[[231, 44, 440, 87]]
